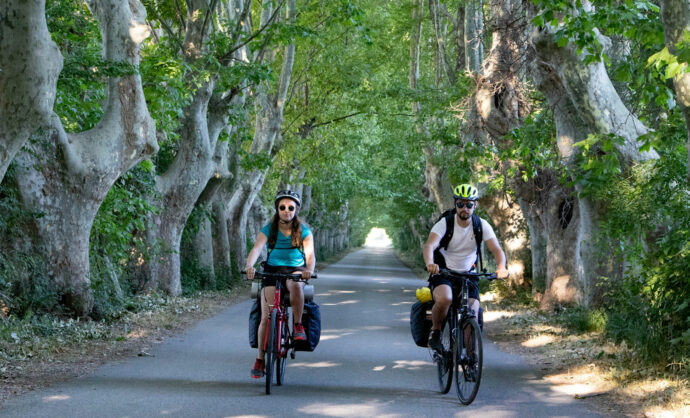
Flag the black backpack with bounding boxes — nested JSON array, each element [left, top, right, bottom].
[[432, 210, 484, 272]]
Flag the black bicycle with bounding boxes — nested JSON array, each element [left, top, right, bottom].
[[430, 269, 498, 405]]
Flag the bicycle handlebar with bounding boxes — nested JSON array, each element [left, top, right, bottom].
[[428, 268, 498, 281], [241, 270, 317, 281]]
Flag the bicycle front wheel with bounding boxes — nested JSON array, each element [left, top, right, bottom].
[[455, 318, 483, 405], [436, 315, 453, 394], [265, 309, 278, 395], [276, 312, 290, 385]]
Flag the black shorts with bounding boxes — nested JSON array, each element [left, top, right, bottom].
[[261, 264, 305, 288], [428, 275, 480, 301]]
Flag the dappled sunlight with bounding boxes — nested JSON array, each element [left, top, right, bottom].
[[360, 325, 389, 331], [545, 364, 615, 398], [392, 360, 433, 370], [320, 332, 354, 341], [43, 395, 70, 401], [522, 334, 556, 348], [372, 279, 391, 283], [376, 289, 391, 292], [289, 361, 341, 368], [364, 228, 392, 248], [373, 365, 386, 371], [299, 401, 396, 417], [227, 415, 269, 418], [391, 301, 413, 306], [331, 290, 358, 294], [321, 299, 359, 306], [483, 310, 515, 323]]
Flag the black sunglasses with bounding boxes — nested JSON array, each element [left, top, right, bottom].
[[279, 205, 295, 212], [456, 201, 474, 209]]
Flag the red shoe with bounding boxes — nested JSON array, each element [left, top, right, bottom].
[[251, 358, 265, 378], [293, 323, 307, 341]]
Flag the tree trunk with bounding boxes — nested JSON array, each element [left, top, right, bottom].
[[14, 0, 158, 316], [464, 0, 484, 72], [225, 0, 296, 271], [659, 0, 690, 181], [0, 0, 62, 183], [527, 10, 659, 307], [145, 0, 241, 295]]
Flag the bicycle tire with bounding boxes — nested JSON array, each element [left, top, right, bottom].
[[455, 317, 483, 405], [276, 312, 290, 385], [265, 309, 278, 395], [436, 314, 453, 394]]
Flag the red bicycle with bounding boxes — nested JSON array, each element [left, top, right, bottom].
[[244, 270, 316, 395]]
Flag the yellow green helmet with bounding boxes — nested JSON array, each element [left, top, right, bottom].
[[453, 184, 479, 200]]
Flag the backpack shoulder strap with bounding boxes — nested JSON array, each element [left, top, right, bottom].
[[438, 210, 455, 251], [472, 214, 484, 272]]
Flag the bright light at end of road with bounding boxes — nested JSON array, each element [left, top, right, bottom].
[[364, 227, 392, 248]]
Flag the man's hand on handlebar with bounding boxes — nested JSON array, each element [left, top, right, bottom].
[[300, 270, 313, 280], [496, 266, 510, 280], [244, 266, 256, 280], [426, 263, 439, 275]]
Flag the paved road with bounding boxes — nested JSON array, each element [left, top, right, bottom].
[[0, 247, 600, 417]]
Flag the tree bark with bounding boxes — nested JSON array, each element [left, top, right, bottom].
[[145, 0, 243, 295], [0, 0, 62, 183], [14, 0, 158, 316], [465, 0, 484, 73], [659, 0, 690, 181], [225, 0, 296, 271], [527, 7, 659, 307]]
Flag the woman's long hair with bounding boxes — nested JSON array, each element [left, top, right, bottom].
[[268, 211, 304, 249]]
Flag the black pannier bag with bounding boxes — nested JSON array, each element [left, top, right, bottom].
[[249, 299, 261, 348], [294, 300, 321, 351], [410, 300, 434, 347]]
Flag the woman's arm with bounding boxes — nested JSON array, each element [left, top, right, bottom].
[[244, 232, 268, 279], [301, 233, 316, 279]]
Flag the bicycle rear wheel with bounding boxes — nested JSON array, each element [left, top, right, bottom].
[[436, 315, 453, 394], [265, 309, 278, 395], [455, 318, 483, 405], [276, 312, 290, 385]]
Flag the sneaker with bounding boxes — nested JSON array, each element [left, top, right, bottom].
[[293, 323, 306, 341], [251, 358, 265, 378], [428, 330, 443, 352]]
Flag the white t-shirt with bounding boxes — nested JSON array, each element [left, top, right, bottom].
[[430, 216, 496, 272]]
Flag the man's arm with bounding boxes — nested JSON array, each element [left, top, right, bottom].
[[485, 237, 509, 279], [423, 232, 442, 274]]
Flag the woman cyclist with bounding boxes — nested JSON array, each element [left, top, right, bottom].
[[244, 190, 316, 378]]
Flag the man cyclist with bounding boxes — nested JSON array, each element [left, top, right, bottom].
[[422, 184, 509, 352], [244, 190, 316, 378]]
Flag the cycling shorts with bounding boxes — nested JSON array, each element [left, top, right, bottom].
[[261, 264, 305, 288], [428, 275, 480, 301]]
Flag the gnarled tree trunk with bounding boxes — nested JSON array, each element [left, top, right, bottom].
[[0, 0, 62, 183], [14, 0, 158, 316]]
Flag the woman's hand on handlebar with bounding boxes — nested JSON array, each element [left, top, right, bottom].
[[496, 266, 510, 280], [301, 270, 313, 280], [244, 266, 256, 280]]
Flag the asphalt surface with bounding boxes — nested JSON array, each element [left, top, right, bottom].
[[0, 247, 600, 417]]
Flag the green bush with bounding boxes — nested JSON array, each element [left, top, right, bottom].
[[558, 306, 607, 334]]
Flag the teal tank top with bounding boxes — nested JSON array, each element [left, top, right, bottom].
[[261, 223, 312, 267]]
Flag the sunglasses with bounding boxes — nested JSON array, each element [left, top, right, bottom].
[[456, 201, 474, 209], [279, 205, 295, 212]]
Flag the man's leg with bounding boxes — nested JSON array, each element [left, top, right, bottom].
[[429, 284, 452, 351]]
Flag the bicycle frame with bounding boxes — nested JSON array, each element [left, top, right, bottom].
[[242, 270, 316, 394], [431, 269, 497, 405]]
